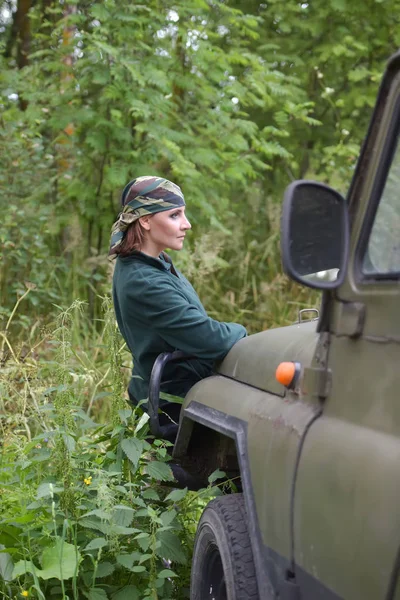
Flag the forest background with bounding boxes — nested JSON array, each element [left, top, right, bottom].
[[0, 1, 399, 599]]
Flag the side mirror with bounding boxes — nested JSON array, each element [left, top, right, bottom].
[[281, 180, 349, 290]]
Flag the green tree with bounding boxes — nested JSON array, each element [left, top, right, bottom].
[[1, 0, 399, 334], [0, 0, 309, 325]]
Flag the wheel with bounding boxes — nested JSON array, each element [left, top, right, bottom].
[[190, 494, 259, 600]]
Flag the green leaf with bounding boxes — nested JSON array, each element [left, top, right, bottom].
[[62, 433, 76, 452], [12, 514, 36, 524], [156, 531, 186, 564], [157, 568, 177, 578], [118, 408, 133, 425], [160, 509, 177, 528], [12, 560, 37, 580], [96, 561, 115, 578], [36, 482, 63, 499], [109, 525, 140, 536], [330, 0, 347, 11], [87, 589, 108, 600], [145, 461, 174, 482], [208, 469, 226, 483], [40, 540, 81, 580], [131, 565, 146, 573], [112, 505, 135, 527], [0, 547, 13, 582], [134, 411, 149, 434], [12, 540, 81, 581], [84, 538, 108, 552], [82, 509, 110, 521], [79, 519, 110, 535], [116, 552, 142, 570], [134, 533, 151, 552], [134, 508, 149, 518], [0, 526, 19, 547], [348, 66, 372, 83], [121, 438, 144, 469], [116, 555, 133, 570], [112, 586, 140, 600], [92, 40, 119, 59], [138, 553, 152, 564], [90, 3, 109, 20], [164, 488, 188, 502], [141, 488, 160, 501]]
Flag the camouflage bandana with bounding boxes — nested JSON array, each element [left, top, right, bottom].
[[108, 176, 185, 259]]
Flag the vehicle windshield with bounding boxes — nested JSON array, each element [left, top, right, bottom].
[[363, 136, 400, 276]]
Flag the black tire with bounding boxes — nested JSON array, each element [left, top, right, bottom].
[[190, 494, 259, 600]]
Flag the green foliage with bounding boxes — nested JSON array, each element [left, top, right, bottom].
[[1, 0, 398, 336], [0, 300, 221, 599], [1, 0, 338, 330], [13, 540, 82, 581]]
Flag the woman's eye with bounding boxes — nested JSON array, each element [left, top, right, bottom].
[[170, 212, 179, 219]]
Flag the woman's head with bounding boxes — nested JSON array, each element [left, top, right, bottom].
[[139, 207, 191, 257], [114, 207, 191, 257], [109, 176, 189, 259]]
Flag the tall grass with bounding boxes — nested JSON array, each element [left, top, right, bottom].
[[0, 299, 228, 599]]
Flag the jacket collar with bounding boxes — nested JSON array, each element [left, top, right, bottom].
[[121, 251, 178, 274]]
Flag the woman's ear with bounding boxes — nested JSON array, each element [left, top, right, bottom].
[[139, 215, 151, 231]]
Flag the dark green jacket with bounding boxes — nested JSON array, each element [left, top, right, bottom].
[[112, 252, 247, 404]]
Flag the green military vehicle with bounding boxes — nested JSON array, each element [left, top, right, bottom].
[[149, 52, 400, 599]]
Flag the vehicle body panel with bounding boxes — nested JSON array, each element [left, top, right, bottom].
[[295, 411, 400, 599], [393, 569, 400, 600], [177, 375, 319, 595], [217, 320, 318, 396]]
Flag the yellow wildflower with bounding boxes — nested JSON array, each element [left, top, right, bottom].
[[21, 592, 29, 597], [83, 476, 92, 486]]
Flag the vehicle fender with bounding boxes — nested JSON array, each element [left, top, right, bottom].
[[174, 389, 276, 599], [174, 374, 320, 598]]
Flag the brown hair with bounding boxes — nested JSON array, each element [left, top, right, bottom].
[[114, 219, 147, 257]]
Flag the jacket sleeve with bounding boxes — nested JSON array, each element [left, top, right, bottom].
[[130, 279, 247, 361]]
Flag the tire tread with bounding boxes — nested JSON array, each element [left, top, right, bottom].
[[196, 494, 259, 599]]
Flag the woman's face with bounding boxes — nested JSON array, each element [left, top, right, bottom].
[[140, 207, 191, 257]]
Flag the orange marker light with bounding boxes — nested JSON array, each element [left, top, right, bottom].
[[276, 361, 300, 389]]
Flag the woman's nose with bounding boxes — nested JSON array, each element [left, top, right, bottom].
[[182, 217, 191, 230]]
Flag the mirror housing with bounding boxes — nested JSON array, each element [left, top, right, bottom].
[[281, 180, 349, 290]]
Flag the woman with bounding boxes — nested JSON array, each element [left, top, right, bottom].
[[110, 176, 246, 428]]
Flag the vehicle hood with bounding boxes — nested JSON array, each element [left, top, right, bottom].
[[217, 320, 318, 396]]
